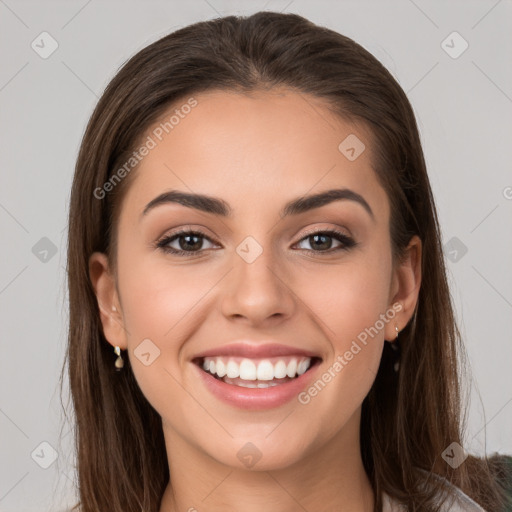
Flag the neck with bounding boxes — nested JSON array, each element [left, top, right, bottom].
[[159, 407, 375, 512]]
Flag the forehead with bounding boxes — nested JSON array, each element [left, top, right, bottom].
[[119, 88, 389, 224]]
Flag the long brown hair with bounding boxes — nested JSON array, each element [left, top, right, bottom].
[[62, 11, 510, 512]]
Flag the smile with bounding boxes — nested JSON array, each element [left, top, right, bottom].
[[198, 355, 317, 387], [192, 355, 322, 410]]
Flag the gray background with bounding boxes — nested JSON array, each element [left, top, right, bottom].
[[1, 0, 511, 510]]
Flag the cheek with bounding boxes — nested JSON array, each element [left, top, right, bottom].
[[296, 252, 392, 339], [291, 260, 390, 429], [293, 248, 392, 397], [118, 254, 214, 340], [115, 255, 216, 411]]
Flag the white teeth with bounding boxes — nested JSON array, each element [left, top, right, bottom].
[[257, 382, 280, 388], [215, 359, 226, 377], [201, 356, 313, 380], [256, 360, 274, 381], [226, 360, 239, 378], [297, 359, 310, 375], [274, 360, 288, 379], [239, 359, 257, 380], [222, 378, 281, 388], [286, 359, 297, 378]]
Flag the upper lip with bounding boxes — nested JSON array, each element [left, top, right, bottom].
[[192, 342, 321, 360]]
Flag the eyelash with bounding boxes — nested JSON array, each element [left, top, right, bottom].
[[155, 228, 357, 257]]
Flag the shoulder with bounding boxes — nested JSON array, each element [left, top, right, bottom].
[[382, 460, 512, 512], [419, 468, 488, 512], [383, 487, 486, 512]]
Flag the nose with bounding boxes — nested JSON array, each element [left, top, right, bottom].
[[220, 244, 296, 326]]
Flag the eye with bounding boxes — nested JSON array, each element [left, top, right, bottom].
[[155, 228, 357, 257], [156, 229, 218, 256], [294, 229, 356, 253]]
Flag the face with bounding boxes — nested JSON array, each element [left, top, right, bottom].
[[91, 88, 420, 471]]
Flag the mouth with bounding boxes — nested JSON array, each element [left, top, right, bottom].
[[192, 355, 323, 389]]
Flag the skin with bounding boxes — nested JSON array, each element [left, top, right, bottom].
[[89, 88, 421, 512]]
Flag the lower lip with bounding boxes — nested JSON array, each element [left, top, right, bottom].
[[193, 359, 321, 410]]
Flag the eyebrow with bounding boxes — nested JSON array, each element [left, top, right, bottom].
[[140, 188, 375, 222]]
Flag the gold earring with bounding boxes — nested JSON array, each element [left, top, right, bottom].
[[114, 346, 124, 370]]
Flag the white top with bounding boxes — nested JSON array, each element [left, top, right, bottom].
[[382, 469, 487, 512]]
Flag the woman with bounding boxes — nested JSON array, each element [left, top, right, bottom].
[[63, 11, 512, 512]]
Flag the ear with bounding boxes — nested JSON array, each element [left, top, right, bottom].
[[88, 252, 128, 350], [385, 235, 422, 341]]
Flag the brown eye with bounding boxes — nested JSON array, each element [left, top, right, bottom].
[[295, 230, 356, 253], [156, 230, 217, 255], [156, 228, 356, 257]]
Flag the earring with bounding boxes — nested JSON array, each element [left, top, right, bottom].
[[389, 324, 400, 373], [114, 346, 124, 370]]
